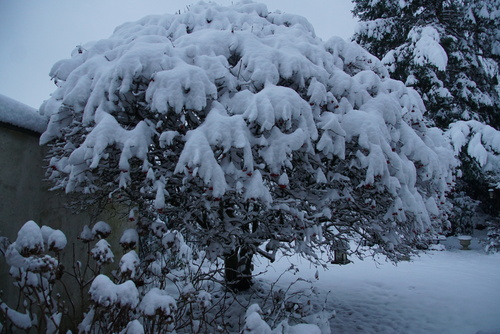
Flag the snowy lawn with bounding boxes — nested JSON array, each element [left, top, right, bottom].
[[256, 235, 500, 334]]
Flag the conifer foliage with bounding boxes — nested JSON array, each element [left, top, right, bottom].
[[353, 0, 500, 129], [40, 1, 456, 290], [352, 0, 500, 220]]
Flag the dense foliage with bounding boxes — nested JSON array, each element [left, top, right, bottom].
[[352, 0, 500, 223], [353, 0, 500, 129], [40, 1, 456, 290]]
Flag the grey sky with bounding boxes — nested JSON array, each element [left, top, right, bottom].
[[0, 0, 357, 109]]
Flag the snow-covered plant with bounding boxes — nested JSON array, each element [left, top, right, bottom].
[[0, 220, 126, 333], [445, 120, 500, 222], [1, 219, 332, 333], [485, 220, 500, 253], [241, 269, 334, 334], [448, 191, 479, 235], [243, 303, 327, 334], [243, 304, 273, 333], [77, 220, 329, 333], [352, 0, 500, 227], [0, 220, 189, 333], [0, 221, 67, 333], [40, 1, 456, 290], [446, 121, 500, 189], [353, 0, 500, 129]]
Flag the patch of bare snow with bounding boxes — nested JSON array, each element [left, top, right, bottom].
[[256, 236, 500, 334]]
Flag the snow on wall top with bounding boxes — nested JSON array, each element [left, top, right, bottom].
[[0, 94, 47, 133]]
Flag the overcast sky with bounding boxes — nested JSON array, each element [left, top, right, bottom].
[[0, 0, 357, 109]]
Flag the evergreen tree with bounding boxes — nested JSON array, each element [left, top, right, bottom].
[[40, 1, 456, 290], [353, 0, 500, 129], [353, 0, 500, 218]]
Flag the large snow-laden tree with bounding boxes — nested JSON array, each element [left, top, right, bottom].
[[40, 1, 456, 290], [353, 0, 500, 129]]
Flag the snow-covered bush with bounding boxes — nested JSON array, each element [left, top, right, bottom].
[[0, 221, 66, 332], [76, 221, 193, 333], [446, 121, 500, 191], [485, 220, 500, 253], [40, 1, 456, 290], [445, 120, 500, 236], [243, 304, 273, 333], [447, 191, 478, 235], [0, 220, 131, 332], [1, 220, 331, 332]]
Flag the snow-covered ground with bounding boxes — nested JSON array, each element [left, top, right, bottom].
[[256, 234, 500, 334]]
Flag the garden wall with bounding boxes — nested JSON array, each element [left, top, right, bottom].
[[0, 122, 130, 316]]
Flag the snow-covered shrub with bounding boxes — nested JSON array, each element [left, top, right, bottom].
[[1, 220, 127, 333], [485, 220, 500, 253], [138, 288, 177, 333], [91, 239, 114, 265], [243, 304, 272, 333], [40, 1, 457, 291], [243, 303, 325, 333], [92, 221, 112, 239], [242, 277, 334, 334], [79, 221, 333, 333], [1, 218, 333, 333], [0, 221, 66, 333], [448, 191, 479, 235], [446, 121, 500, 211], [0, 220, 188, 332], [75, 223, 183, 333], [120, 228, 139, 250]]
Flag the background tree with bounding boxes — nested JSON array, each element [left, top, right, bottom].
[[40, 1, 456, 290], [353, 0, 500, 128], [352, 0, 500, 218]]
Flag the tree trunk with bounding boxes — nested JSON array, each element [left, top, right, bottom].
[[224, 246, 254, 291]]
